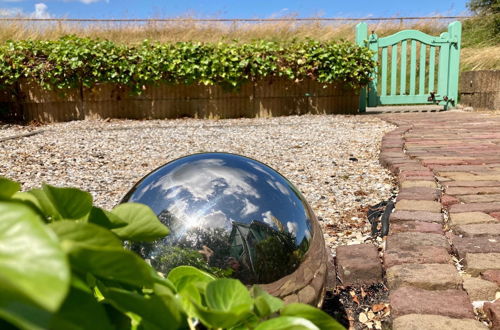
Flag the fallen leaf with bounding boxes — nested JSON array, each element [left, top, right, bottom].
[[359, 312, 368, 323], [374, 320, 382, 329], [361, 287, 367, 299], [367, 311, 375, 320], [372, 303, 386, 313]]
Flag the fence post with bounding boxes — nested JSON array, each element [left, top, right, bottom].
[[447, 21, 462, 108], [356, 22, 368, 113]]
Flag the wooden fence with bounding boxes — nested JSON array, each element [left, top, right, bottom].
[[460, 70, 500, 111], [0, 79, 359, 123]]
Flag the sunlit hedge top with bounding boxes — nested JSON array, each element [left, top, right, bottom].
[[0, 35, 375, 92]]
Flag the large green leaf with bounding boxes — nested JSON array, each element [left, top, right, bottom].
[[102, 287, 186, 330], [28, 188, 61, 220], [0, 177, 20, 199], [49, 221, 122, 248], [205, 278, 253, 312], [111, 203, 169, 241], [88, 207, 127, 230], [254, 316, 319, 330], [61, 241, 154, 288], [0, 201, 70, 326], [49, 284, 113, 330], [250, 285, 284, 318], [167, 265, 215, 291], [42, 184, 93, 220], [281, 303, 345, 330]]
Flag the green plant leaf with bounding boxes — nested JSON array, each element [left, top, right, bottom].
[[61, 241, 154, 288], [254, 316, 320, 330], [49, 220, 123, 248], [0, 177, 20, 198], [102, 287, 186, 330], [111, 203, 169, 241], [205, 278, 253, 313], [167, 265, 215, 291], [88, 206, 127, 229], [28, 188, 62, 220], [281, 303, 345, 330], [49, 284, 113, 330], [0, 201, 70, 327], [250, 285, 284, 317], [42, 184, 93, 220]]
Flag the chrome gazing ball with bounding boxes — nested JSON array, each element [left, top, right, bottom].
[[122, 153, 315, 284]]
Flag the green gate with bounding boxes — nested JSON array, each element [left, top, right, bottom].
[[356, 21, 462, 112]]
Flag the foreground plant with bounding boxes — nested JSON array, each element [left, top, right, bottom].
[[0, 177, 344, 330]]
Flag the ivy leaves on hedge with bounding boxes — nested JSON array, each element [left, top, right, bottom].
[[0, 36, 375, 93]]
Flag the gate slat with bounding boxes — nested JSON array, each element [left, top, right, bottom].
[[438, 42, 450, 99], [381, 47, 388, 96], [428, 46, 436, 93], [419, 43, 427, 95], [400, 40, 407, 95], [391, 44, 398, 95], [409, 40, 417, 95]]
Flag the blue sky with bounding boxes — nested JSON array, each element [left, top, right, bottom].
[[0, 0, 469, 19]]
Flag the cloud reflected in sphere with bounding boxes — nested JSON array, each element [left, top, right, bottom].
[[121, 153, 315, 284]]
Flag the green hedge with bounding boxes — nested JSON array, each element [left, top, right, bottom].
[[0, 36, 375, 93]]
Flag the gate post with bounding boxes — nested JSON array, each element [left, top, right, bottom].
[[447, 21, 462, 108], [356, 22, 368, 112]]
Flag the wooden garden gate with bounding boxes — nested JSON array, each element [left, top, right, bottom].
[[356, 21, 462, 112]]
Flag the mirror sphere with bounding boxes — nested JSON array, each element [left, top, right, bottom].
[[122, 153, 315, 284]]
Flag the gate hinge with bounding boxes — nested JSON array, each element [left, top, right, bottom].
[[428, 91, 454, 105]]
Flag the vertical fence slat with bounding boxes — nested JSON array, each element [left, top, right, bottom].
[[391, 44, 398, 95], [428, 46, 436, 93], [409, 40, 417, 95], [400, 40, 407, 95], [438, 42, 450, 99], [381, 47, 388, 96], [419, 43, 427, 95]]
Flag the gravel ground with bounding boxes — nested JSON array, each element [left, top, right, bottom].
[[0, 115, 396, 251]]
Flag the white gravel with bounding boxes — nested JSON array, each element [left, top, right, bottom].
[[0, 115, 396, 250]]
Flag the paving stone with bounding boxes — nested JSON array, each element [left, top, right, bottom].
[[463, 277, 498, 301], [452, 235, 500, 259], [386, 263, 462, 290], [401, 180, 437, 188], [465, 253, 500, 276], [484, 300, 500, 330], [390, 221, 443, 234], [395, 200, 442, 213], [421, 159, 469, 166], [383, 246, 451, 268], [389, 287, 475, 319], [396, 187, 440, 201], [460, 194, 500, 203], [450, 212, 498, 226], [392, 314, 488, 330], [447, 186, 500, 195], [491, 212, 500, 220], [440, 195, 458, 207], [390, 210, 443, 223], [482, 270, 500, 286], [454, 224, 500, 237], [386, 232, 450, 251], [444, 181, 500, 188], [401, 175, 436, 181], [450, 202, 500, 214], [335, 244, 382, 286]]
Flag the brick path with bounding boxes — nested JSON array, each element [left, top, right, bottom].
[[336, 112, 500, 329]]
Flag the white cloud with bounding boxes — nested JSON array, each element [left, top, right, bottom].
[[0, 7, 23, 16], [32, 3, 50, 18], [261, 211, 275, 228], [287, 221, 298, 237], [240, 198, 258, 217]]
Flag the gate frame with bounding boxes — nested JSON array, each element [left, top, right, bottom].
[[356, 21, 461, 112]]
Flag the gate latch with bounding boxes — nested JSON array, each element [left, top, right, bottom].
[[428, 91, 452, 104]]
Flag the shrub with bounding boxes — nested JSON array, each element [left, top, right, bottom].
[[0, 36, 375, 93], [0, 177, 344, 329]]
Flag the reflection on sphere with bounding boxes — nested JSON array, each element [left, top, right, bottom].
[[122, 153, 315, 284]]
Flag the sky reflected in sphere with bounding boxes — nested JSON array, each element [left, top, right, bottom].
[[122, 153, 315, 284]]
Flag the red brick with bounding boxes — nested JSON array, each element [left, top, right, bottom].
[[390, 287, 475, 319], [490, 212, 500, 220], [451, 235, 500, 259], [383, 245, 451, 268], [441, 194, 460, 207], [335, 244, 382, 286], [386, 232, 450, 251], [484, 300, 500, 329], [391, 221, 443, 234], [449, 202, 500, 214], [482, 270, 500, 286], [444, 181, 500, 188], [396, 187, 440, 201], [390, 210, 443, 223]]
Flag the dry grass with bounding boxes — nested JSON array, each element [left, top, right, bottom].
[[0, 19, 448, 44], [461, 46, 500, 71]]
